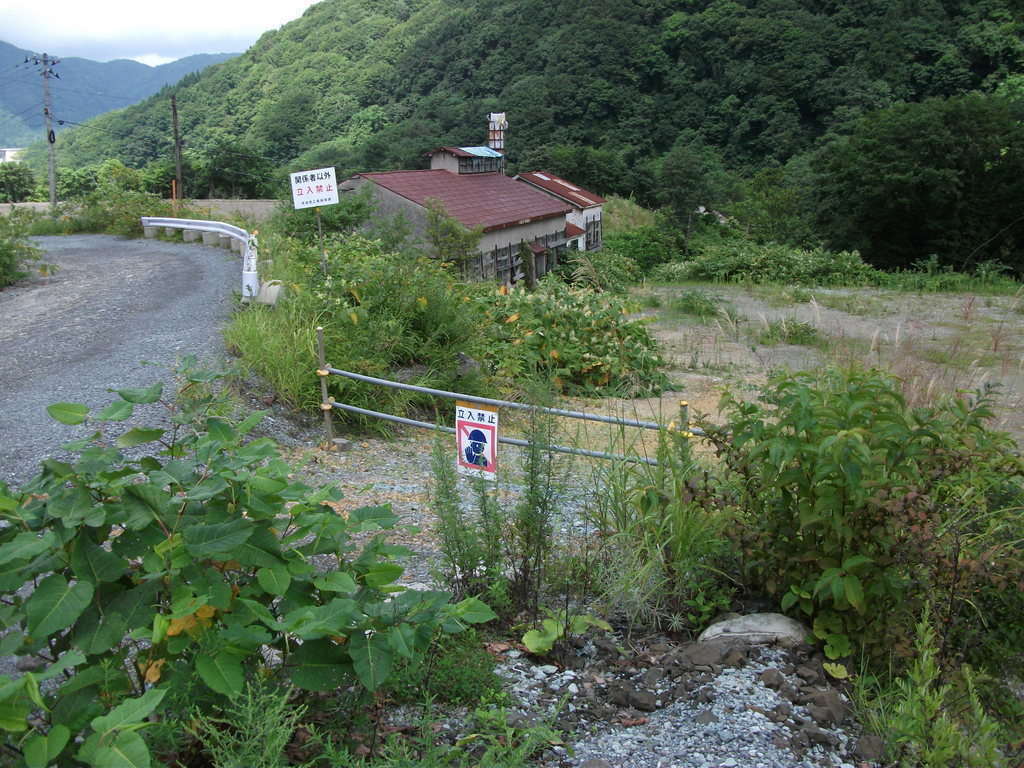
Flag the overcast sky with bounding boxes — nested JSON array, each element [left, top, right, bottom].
[[0, 0, 322, 65]]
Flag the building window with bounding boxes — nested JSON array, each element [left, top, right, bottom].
[[458, 156, 502, 174]]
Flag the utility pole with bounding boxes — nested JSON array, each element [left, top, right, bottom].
[[36, 53, 60, 211], [171, 95, 183, 203]]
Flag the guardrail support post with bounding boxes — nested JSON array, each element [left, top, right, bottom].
[[679, 400, 690, 436], [316, 326, 334, 443]]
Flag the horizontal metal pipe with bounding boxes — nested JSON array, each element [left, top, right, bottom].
[[326, 367, 675, 431], [140, 217, 249, 245], [329, 401, 660, 466]]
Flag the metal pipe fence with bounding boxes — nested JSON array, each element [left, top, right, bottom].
[[315, 327, 703, 467]]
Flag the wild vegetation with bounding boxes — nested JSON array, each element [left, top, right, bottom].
[[1, 0, 1022, 763], [2, 186, 1024, 765], [9, 0, 1023, 275]]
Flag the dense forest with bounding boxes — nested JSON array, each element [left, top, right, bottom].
[[19, 0, 1024, 271]]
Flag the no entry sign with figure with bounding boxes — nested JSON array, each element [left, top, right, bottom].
[[456, 402, 498, 480]]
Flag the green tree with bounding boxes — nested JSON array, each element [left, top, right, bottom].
[[424, 197, 482, 261], [0, 163, 35, 203], [812, 93, 1024, 272], [656, 134, 732, 250], [192, 141, 277, 199]]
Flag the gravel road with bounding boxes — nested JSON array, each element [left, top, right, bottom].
[[0, 234, 239, 489]]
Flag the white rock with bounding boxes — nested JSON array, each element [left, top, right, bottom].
[[696, 613, 811, 645]]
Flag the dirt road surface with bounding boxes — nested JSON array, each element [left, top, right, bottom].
[[0, 235, 238, 489]]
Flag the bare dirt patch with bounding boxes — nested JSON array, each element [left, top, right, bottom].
[[629, 284, 1024, 439]]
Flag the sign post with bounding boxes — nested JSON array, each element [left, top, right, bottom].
[[456, 402, 498, 481], [289, 167, 339, 276]]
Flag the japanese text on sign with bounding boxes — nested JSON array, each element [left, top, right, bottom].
[[456, 402, 498, 481], [290, 167, 339, 209]]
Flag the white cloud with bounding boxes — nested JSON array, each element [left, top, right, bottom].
[[0, 0, 320, 63]]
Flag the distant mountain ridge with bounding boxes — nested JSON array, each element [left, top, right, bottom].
[[0, 40, 236, 146]]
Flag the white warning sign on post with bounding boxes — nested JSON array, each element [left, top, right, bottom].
[[456, 402, 498, 481], [289, 167, 339, 209]]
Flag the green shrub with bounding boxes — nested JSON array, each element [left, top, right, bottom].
[[0, 208, 45, 287], [754, 317, 819, 345], [430, 415, 566, 621], [588, 431, 735, 632], [0, 362, 494, 767], [388, 629, 500, 707], [480, 278, 670, 397], [267, 185, 375, 244], [711, 367, 1024, 664], [864, 613, 1011, 767], [602, 224, 680, 273], [555, 247, 639, 294], [668, 288, 727, 321], [651, 241, 879, 286]]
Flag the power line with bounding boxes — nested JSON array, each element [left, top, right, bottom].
[[49, 83, 140, 101]]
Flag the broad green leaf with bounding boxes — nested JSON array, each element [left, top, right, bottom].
[[452, 597, 497, 625], [182, 518, 253, 558], [23, 723, 69, 768], [288, 639, 352, 691], [60, 432, 102, 451], [843, 574, 865, 612], [0, 530, 56, 566], [235, 410, 267, 436], [349, 504, 399, 530], [93, 730, 152, 768], [0, 695, 31, 731], [205, 417, 235, 442], [73, 612, 125, 656], [196, 652, 244, 696], [46, 402, 89, 425], [37, 649, 85, 681], [257, 565, 291, 596], [113, 382, 163, 404], [70, 537, 123, 583], [123, 484, 173, 530], [183, 475, 229, 501], [91, 688, 166, 734], [312, 571, 357, 593], [361, 563, 404, 589], [116, 428, 165, 449], [522, 626, 560, 654], [349, 632, 394, 691], [97, 400, 134, 422], [386, 624, 417, 659], [26, 575, 94, 639], [233, 526, 285, 567]]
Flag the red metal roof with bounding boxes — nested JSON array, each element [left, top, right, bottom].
[[565, 222, 586, 238], [357, 170, 570, 232], [516, 172, 606, 209]]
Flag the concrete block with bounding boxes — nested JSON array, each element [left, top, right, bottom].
[[230, 238, 242, 253], [183, 230, 201, 243], [202, 231, 220, 246], [143, 226, 160, 238], [218, 235, 231, 249], [163, 227, 178, 238]]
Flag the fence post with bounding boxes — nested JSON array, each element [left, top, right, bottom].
[[316, 326, 334, 443], [679, 399, 690, 436]]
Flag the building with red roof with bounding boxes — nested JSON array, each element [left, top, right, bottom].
[[516, 171, 605, 251], [340, 113, 596, 284]]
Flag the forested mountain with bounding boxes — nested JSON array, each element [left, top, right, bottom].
[[25, 0, 1024, 269], [0, 40, 235, 145]]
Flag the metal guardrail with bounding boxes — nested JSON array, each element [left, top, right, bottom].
[[315, 328, 703, 467], [140, 216, 258, 299]]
